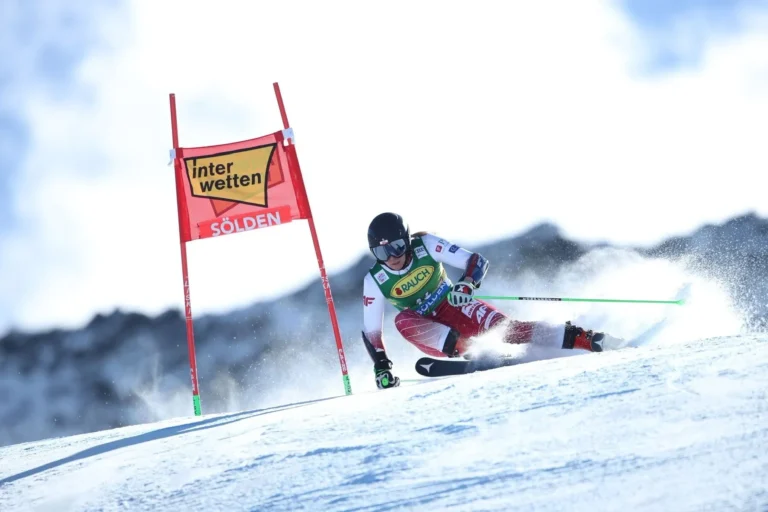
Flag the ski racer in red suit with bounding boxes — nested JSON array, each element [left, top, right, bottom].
[[362, 212, 616, 389]]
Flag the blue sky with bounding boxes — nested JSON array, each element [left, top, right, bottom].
[[0, 0, 758, 230], [624, 0, 766, 29], [622, 0, 768, 71], [625, 0, 762, 30], [1, 0, 768, 334], [0, 0, 119, 230]]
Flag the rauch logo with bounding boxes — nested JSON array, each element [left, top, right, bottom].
[[392, 266, 434, 298]]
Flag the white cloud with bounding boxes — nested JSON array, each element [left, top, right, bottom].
[[2, 0, 768, 333]]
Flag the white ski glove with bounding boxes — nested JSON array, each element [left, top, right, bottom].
[[447, 280, 475, 307]]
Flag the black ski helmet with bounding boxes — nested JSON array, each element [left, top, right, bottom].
[[367, 212, 411, 262]]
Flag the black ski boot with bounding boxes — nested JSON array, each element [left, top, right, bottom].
[[562, 321, 605, 352]]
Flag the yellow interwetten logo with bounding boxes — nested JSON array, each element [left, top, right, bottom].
[[185, 144, 276, 207]]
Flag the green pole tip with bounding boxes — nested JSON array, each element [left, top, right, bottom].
[[342, 374, 352, 395]]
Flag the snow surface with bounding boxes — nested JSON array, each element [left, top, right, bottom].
[[3, 224, 765, 449], [1, 332, 766, 511]]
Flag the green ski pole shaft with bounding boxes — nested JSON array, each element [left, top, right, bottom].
[[474, 295, 685, 305]]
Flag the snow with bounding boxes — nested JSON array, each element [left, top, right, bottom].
[[1, 241, 765, 510], [1, 333, 766, 511]]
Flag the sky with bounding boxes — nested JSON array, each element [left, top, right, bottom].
[[1, 0, 768, 335]]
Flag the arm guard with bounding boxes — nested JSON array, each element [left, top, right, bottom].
[[459, 253, 489, 288]]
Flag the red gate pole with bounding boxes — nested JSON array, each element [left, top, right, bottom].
[[272, 82, 352, 396], [169, 93, 203, 415]]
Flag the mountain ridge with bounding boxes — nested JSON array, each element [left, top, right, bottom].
[[1, 211, 766, 447]]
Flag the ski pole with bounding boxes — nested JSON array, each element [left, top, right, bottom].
[[474, 295, 685, 305]]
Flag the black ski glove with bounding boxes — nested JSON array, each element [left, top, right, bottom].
[[374, 358, 400, 389]]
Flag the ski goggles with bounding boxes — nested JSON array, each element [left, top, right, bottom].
[[371, 238, 408, 261]]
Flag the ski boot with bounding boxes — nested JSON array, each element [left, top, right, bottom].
[[562, 321, 606, 352]]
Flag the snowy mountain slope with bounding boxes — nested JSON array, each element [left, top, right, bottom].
[[1, 333, 766, 511], [2, 213, 767, 448]]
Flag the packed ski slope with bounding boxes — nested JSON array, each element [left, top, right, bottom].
[[2, 247, 767, 510], [1, 329, 766, 511]]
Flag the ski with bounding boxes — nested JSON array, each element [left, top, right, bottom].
[[414, 353, 522, 377]]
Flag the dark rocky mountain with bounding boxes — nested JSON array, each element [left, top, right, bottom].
[[1, 212, 766, 447]]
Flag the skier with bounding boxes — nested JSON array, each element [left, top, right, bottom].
[[362, 212, 620, 389]]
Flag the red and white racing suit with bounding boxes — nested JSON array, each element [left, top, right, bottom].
[[363, 233, 570, 359]]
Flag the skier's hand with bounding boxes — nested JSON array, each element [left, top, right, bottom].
[[448, 280, 475, 307], [374, 358, 400, 389]]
